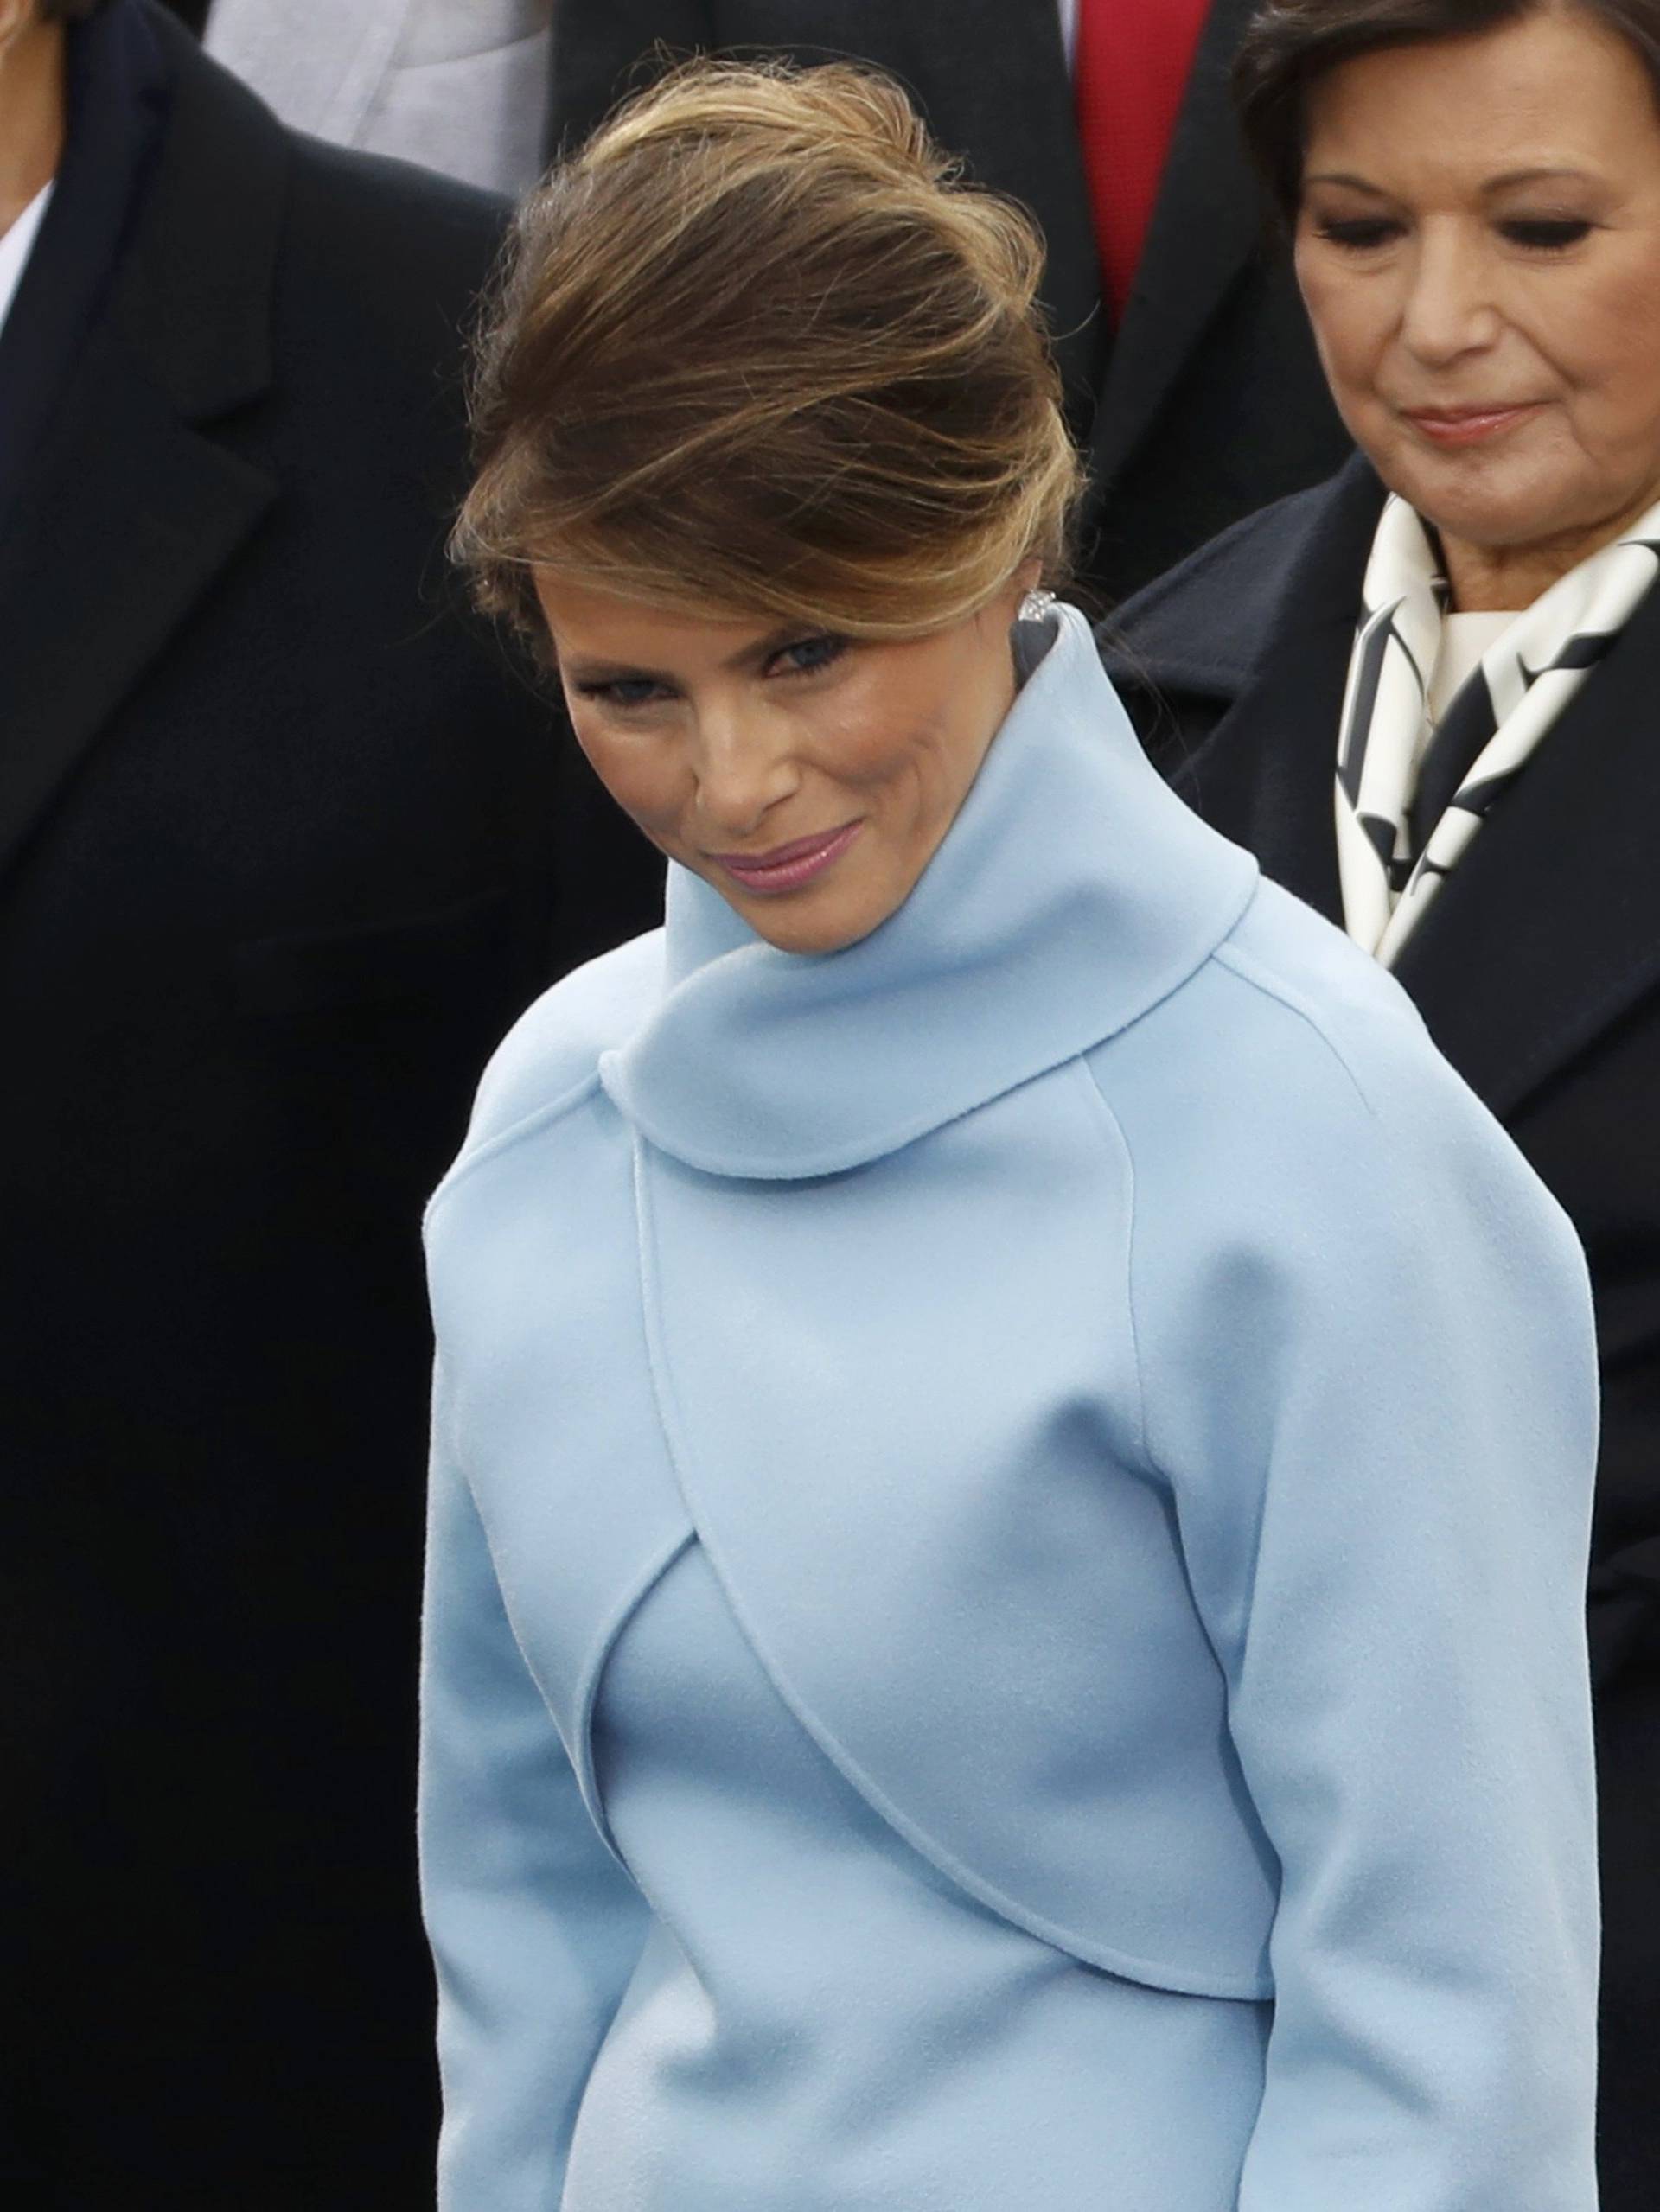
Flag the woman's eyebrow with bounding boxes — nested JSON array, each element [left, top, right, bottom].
[[558, 626, 814, 686], [1480, 165, 1595, 191], [1303, 165, 1595, 194], [559, 655, 677, 685]]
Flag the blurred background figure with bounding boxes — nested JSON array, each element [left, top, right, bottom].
[[547, 0, 1353, 603], [0, 0, 659, 2204], [202, 0, 556, 196]]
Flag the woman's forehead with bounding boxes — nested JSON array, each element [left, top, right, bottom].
[[534, 576, 796, 673], [1301, 8, 1659, 183]]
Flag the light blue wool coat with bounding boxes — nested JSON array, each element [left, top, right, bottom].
[[420, 606, 1600, 2211]]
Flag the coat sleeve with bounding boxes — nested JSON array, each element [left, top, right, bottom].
[[1120, 984, 1601, 2209], [419, 1371, 651, 2210]]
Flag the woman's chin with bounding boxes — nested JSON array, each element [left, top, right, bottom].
[[720, 880, 896, 957], [739, 904, 886, 957], [1379, 437, 1608, 558]]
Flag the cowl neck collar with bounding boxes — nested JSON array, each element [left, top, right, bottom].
[[599, 603, 1256, 1179]]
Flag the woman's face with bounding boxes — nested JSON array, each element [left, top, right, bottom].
[[534, 573, 1031, 955], [1293, 6, 1660, 601]]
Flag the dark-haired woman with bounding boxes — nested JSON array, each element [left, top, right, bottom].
[[421, 57, 1599, 2211], [1104, 3, 1660, 2203]]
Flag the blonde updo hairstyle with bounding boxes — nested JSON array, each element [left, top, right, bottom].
[[452, 59, 1084, 646]]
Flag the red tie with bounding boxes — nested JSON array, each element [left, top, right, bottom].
[[1074, 0, 1210, 320]]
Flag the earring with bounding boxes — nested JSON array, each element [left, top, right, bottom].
[[1018, 587, 1057, 622]]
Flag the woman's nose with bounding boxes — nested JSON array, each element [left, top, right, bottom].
[[693, 713, 801, 837], [1399, 227, 1503, 367]]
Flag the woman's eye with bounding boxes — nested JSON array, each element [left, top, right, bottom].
[[1315, 217, 1404, 252], [576, 676, 672, 710], [768, 634, 847, 679], [1499, 217, 1593, 251]]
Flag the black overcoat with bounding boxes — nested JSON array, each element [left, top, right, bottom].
[[1102, 455, 1660, 2212], [545, 0, 1352, 604], [0, 6, 661, 2204]]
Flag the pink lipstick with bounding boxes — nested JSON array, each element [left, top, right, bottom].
[[712, 820, 863, 895], [1406, 403, 1542, 447]]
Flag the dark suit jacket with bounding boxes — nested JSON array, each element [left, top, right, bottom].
[[1101, 456, 1660, 2212], [0, 6, 661, 2205], [546, 0, 1353, 604]]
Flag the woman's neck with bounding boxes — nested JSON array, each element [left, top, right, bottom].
[[1439, 487, 1660, 613], [0, 16, 66, 239]]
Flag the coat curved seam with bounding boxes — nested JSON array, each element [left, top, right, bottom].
[[568, 1522, 699, 1868], [1211, 936, 1386, 1123], [425, 1068, 603, 1227], [626, 1134, 1274, 2005], [1071, 1057, 1153, 1482]]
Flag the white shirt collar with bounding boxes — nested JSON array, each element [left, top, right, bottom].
[[0, 179, 55, 345]]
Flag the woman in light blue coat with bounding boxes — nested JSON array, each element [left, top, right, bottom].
[[420, 59, 1601, 2212]]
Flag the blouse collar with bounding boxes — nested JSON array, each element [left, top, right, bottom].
[[599, 602, 1256, 1180]]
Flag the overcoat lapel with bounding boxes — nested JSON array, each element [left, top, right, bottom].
[[0, 20, 282, 884], [967, 0, 1101, 428], [1172, 459, 1386, 924], [1393, 583, 1660, 1119], [891, 0, 1102, 426], [0, 351, 275, 883], [1089, 0, 1263, 496]]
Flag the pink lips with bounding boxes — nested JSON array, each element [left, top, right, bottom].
[[712, 820, 864, 895], [1405, 403, 1543, 447]]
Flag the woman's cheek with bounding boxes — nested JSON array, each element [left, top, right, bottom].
[[806, 698, 908, 790], [568, 731, 661, 844]]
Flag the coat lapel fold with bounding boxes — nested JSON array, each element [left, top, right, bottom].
[[898, 0, 1102, 425], [0, 351, 278, 882], [1165, 460, 1387, 924], [1168, 623, 1348, 925], [976, 0, 1102, 427], [0, 17, 286, 886], [1089, 0, 1262, 495]]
